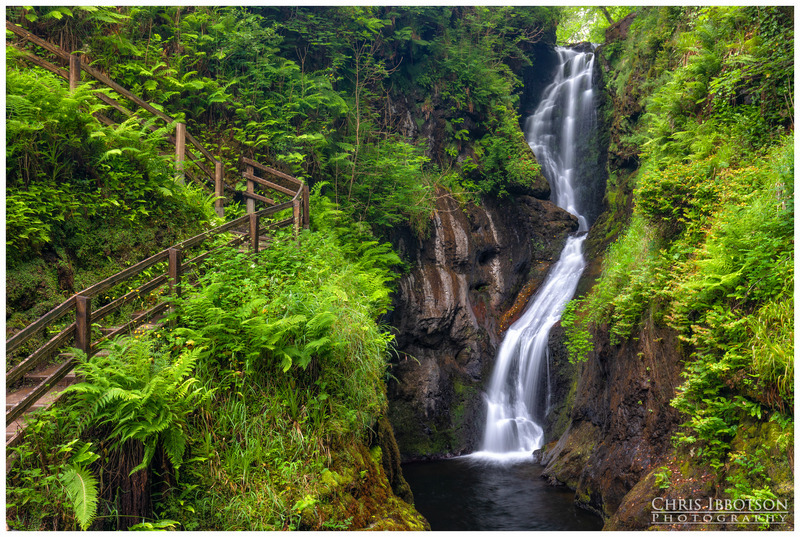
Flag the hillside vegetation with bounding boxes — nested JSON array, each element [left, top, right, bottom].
[[6, 6, 560, 530], [7, 5, 558, 325], [5, 5, 792, 531], [564, 6, 793, 521]]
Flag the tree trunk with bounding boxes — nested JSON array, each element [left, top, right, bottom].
[[599, 7, 614, 24]]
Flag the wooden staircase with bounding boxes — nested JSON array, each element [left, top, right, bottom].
[[6, 21, 311, 452], [6, 360, 79, 445]]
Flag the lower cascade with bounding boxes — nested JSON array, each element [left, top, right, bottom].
[[471, 46, 597, 462]]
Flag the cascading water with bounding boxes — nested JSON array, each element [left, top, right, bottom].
[[471, 46, 597, 462]]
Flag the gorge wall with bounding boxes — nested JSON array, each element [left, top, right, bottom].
[[386, 189, 578, 460], [536, 10, 794, 531], [385, 40, 609, 462], [533, 12, 686, 522]]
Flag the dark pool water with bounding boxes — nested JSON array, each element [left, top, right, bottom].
[[402, 457, 604, 531]]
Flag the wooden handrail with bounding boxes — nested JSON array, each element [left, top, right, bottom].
[[8, 47, 68, 78], [241, 157, 303, 186], [6, 17, 314, 430], [6, 296, 77, 354], [5, 185, 303, 381], [6, 20, 70, 60], [79, 61, 173, 124], [243, 190, 277, 206], [81, 250, 171, 299], [8, 21, 228, 188], [92, 274, 169, 323], [6, 324, 76, 386], [244, 170, 298, 197], [185, 130, 216, 163], [9, 22, 309, 221], [6, 193, 301, 428]]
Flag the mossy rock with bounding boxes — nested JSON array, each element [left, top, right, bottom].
[[308, 437, 429, 531], [541, 420, 600, 490]]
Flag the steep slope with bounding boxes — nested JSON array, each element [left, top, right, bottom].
[[540, 7, 794, 529]]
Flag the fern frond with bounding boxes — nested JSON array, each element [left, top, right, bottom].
[[161, 428, 187, 470], [60, 465, 99, 530]]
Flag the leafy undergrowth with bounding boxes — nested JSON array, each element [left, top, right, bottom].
[[5, 51, 219, 343], [8, 6, 559, 243], [6, 193, 428, 531], [563, 5, 793, 512]]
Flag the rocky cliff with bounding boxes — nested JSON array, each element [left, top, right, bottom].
[[386, 189, 578, 460], [539, 316, 685, 518], [536, 10, 794, 530]]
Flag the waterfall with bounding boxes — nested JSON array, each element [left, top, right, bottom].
[[471, 47, 597, 462]]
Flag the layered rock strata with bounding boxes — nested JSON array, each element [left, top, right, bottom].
[[386, 188, 578, 460]]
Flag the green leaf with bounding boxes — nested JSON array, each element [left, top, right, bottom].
[[60, 465, 99, 531]]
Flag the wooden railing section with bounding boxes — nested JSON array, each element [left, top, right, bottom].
[[5, 22, 312, 434], [6, 20, 228, 216], [6, 192, 308, 429]]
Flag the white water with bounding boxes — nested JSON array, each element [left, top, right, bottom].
[[470, 47, 597, 463]]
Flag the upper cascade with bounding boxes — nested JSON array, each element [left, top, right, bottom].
[[526, 47, 597, 231]]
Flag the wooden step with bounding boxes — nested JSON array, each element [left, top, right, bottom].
[[23, 362, 79, 384], [6, 381, 69, 409], [5, 351, 108, 447], [6, 377, 74, 445]]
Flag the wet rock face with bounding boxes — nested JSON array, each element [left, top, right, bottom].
[[386, 189, 578, 460], [540, 317, 685, 520]]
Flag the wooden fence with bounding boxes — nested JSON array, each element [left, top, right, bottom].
[[7, 20, 228, 216], [5, 21, 311, 441]]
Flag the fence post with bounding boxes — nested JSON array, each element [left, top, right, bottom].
[[249, 213, 260, 253], [245, 165, 255, 214], [215, 160, 224, 217], [75, 295, 92, 357], [302, 183, 310, 229], [293, 198, 301, 239], [168, 248, 183, 298], [168, 247, 182, 327], [175, 123, 186, 185], [69, 54, 81, 91]]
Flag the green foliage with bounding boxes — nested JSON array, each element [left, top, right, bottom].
[[561, 300, 593, 364], [639, 7, 793, 167], [635, 157, 748, 241], [7, 424, 103, 531], [557, 6, 635, 45], [9, 6, 559, 241], [65, 336, 213, 476], [723, 448, 781, 529], [59, 462, 100, 531], [340, 139, 436, 236], [472, 106, 545, 197], [666, 144, 793, 459], [129, 520, 180, 531], [653, 466, 672, 490], [174, 196, 398, 438], [575, 213, 669, 346], [591, 5, 793, 478], [150, 195, 404, 530], [5, 54, 217, 329]]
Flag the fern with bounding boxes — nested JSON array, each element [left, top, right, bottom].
[[65, 340, 213, 478], [60, 465, 99, 530]]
